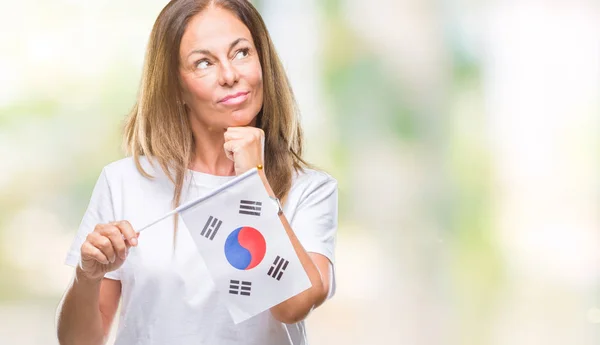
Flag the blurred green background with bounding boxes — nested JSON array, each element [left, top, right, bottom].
[[1, 0, 599, 344]]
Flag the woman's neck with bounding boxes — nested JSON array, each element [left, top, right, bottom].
[[188, 117, 235, 176]]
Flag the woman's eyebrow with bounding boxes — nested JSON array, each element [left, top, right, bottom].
[[186, 38, 249, 58], [228, 37, 249, 50]]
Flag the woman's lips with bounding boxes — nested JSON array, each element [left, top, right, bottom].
[[219, 91, 250, 105]]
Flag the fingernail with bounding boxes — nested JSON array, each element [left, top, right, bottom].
[[131, 237, 138, 246]]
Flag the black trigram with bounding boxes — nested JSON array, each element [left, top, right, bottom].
[[239, 200, 262, 216], [229, 280, 252, 296], [267, 256, 289, 281], [201, 216, 222, 240]]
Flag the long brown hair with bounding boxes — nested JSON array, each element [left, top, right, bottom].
[[123, 0, 308, 238]]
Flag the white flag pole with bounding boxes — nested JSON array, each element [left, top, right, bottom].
[[136, 167, 259, 233]]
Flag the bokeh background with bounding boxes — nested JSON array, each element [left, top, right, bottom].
[[1, 0, 599, 344]]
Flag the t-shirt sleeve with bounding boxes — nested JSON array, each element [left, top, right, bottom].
[[289, 172, 338, 298], [64, 167, 121, 280], [290, 174, 338, 264]]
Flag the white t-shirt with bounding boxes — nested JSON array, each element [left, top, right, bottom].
[[64, 156, 337, 345]]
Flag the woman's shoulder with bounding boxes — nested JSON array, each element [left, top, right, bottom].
[[101, 156, 159, 182], [288, 167, 338, 202], [292, 167, 337, 187]]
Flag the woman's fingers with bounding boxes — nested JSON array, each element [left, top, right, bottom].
[[88, 231, 117, 263], [225, 127, 264, 141], [111, 220, 138, 250], [93, 221, 138, 261], [223, 140, 242, 161], [223, 128, 264, 175], [79, 221, 139, 280], [224, 130, 244, 141], [125, 232, 140, 247], [81, 241, 109, 265], [100, 225, 128, 260], [112, 221, 138, 246]]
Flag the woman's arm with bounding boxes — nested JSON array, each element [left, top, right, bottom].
[[56, 268, 122, 345], [57, 266, 121, 345], [58, 220, 137, 344], [223, 127, 334, 323], [256, 170, 332, 324], [268, 212, 332, 324]]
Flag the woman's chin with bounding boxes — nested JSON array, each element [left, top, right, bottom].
[[229, 111, 257, 127]]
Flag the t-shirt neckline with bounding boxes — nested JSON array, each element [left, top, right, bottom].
[[187, 169, 236, 187]]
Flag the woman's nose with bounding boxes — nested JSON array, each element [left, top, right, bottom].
[[218, 61, 239, 87]]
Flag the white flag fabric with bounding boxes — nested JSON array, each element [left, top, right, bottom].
[[178, 168, 312, 324]]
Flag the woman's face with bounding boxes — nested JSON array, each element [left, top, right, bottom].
[[179, 6, 264, 129]]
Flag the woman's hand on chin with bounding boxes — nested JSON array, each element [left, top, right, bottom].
[[223, 126, 265, 175]]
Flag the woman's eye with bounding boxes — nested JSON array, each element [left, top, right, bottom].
[[196, 60, 210, 70], [234, 48, 249, 60]]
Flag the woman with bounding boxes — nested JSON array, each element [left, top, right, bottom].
[[56, 0, 337, 344]]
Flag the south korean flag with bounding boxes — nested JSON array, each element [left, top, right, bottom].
[[178, 167, 311, 323]]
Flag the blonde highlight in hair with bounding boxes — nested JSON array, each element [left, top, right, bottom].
[[123, 0, 309, 245]]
